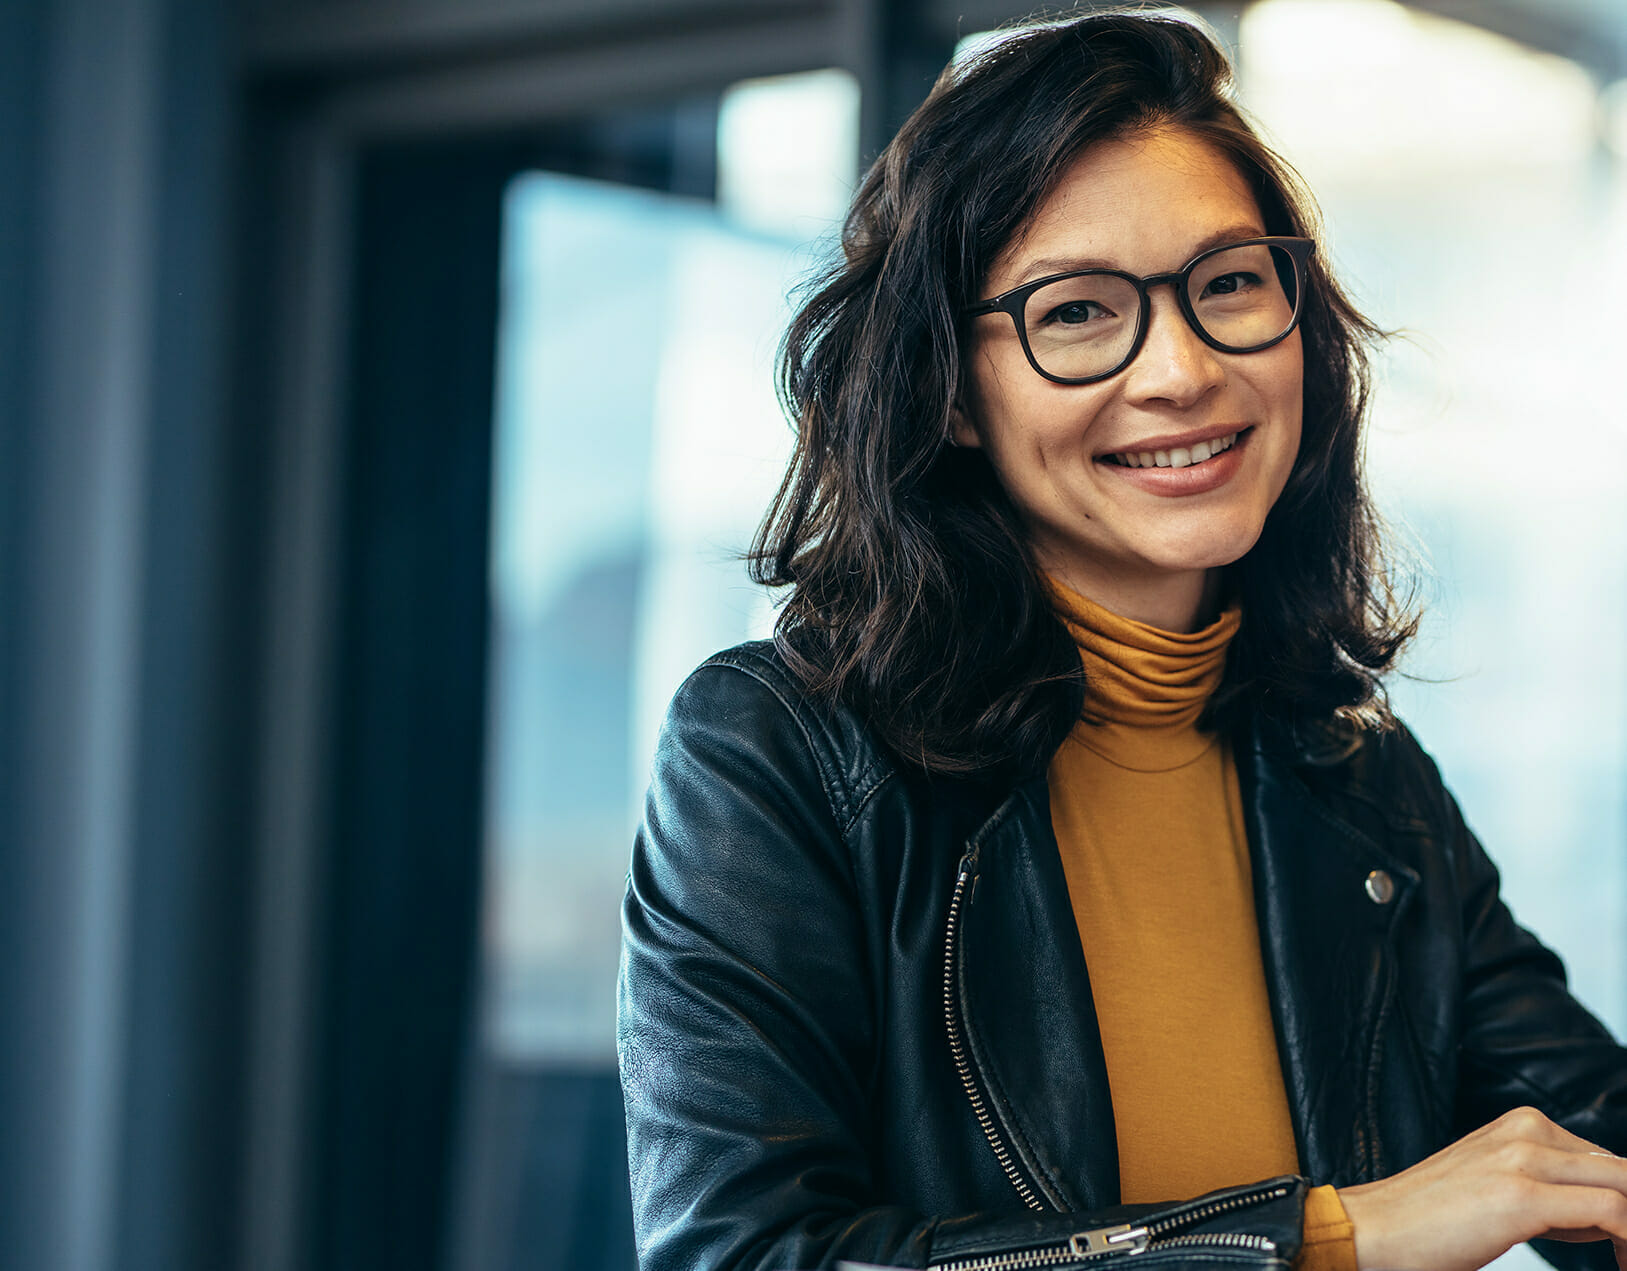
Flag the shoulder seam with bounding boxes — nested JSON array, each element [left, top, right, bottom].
[[694, 645, 893, 833]]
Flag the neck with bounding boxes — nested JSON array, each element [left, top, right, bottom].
[[1043, 562, 1223, 634]]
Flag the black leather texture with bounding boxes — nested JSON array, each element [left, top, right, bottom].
[[618, 641, 1627, 1271]]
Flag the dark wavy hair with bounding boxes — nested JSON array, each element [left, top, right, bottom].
[[749, 8, 1418, 779]]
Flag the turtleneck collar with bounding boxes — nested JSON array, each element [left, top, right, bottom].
[[1046, 575, 1241, 773]]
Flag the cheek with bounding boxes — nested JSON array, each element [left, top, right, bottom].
[[964, 358, 1046, 459], [959, 346, 1015, 446], [1260, 349, 1307, 502], [1256, 341, 1305, 441], [1282, 360, 1306, 465], [963, 338, 1115, 468], [1279, 335, 1306, 408], [986, 393, 1102, 483], [1254, 331, 1304, 400]]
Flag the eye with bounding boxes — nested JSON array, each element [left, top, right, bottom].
[[1202, 271, 1263, 298], [1025, 273, 1138, 340], [1044, 299, 1112, 326]]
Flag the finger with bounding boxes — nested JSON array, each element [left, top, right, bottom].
[[1546, 1124, 1622, 1155], [1526, 1182, 1627, 1245], [1543, 1226, 1617, 1243], [1514, 1144, 1627, 1193]]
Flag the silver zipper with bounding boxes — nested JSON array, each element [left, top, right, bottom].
[[1140, 1182, 1292, 1239], [927, 1181, 1290, 1271], [927, 1225, 1146, 1271], [943, 855, 1046, 1212]]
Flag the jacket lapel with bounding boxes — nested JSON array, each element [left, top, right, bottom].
[[955, 728, 1424, 1207], [956, 775, 1121, 1212], [1237, 727, 1419, 1186]]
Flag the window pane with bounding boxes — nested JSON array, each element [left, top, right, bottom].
[[481, 170, 825, 1061], [452, 70, 857, 1271], [1240, 0, 1627, 1045]]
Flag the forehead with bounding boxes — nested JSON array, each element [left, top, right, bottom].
[[987, 127, 1265, 290]]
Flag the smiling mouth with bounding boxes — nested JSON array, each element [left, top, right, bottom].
[[1101, 429, 1246, 470]]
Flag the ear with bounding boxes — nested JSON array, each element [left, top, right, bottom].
[[947, 402, 983, 450]]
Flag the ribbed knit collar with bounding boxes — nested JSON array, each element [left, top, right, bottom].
[[1047, 576, 1240, 773]]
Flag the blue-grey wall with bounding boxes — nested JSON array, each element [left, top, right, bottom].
[[0, 2, 247, 1269]]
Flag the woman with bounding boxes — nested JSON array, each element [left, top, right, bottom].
[[618, 11, 1627, 1271]]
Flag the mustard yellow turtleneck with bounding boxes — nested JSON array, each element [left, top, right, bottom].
[[1044, 579, 1355, 1271]]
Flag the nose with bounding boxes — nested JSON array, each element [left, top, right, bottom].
[[1122, 285, 1226, 408]]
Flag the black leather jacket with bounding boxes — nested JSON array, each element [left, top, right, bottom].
[[618, 642, 1627, 1271]]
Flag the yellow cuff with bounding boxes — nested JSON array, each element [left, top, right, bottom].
[[1296, 1184, 1357, 1271]]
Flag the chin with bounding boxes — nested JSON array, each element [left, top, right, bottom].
[[1143, 522, 1267, 576]]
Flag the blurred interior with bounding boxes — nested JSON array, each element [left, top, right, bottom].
[[4, 2, 1626, 1270]]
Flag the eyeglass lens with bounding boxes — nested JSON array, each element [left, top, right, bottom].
[[1021, 242, 1301, 381]]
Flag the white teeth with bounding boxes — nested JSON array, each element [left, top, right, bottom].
[[1112, 432, 1242, 469]]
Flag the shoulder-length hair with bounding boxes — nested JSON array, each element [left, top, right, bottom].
[[749, 8, 1417, 779]]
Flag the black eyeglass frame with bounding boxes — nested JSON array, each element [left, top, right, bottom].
[[963, 235, 1316, 386]]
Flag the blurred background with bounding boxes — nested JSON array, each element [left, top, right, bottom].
[[3, 1, 1626, 1270]]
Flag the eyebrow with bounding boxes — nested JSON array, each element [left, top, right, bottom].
[[1011, 223, 1268, 286]]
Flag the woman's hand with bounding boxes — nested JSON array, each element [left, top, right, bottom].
[[1337, 1106, 1627, 1271]]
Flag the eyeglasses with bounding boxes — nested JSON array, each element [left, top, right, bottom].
[[964, 236, 1315, 385]]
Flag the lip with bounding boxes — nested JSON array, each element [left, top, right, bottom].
[[1092, 424, 1251, 460], [1097, 426, 1253, 497]]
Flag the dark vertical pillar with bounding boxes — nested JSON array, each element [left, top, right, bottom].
[[305, 140, 506, 1271], [848, 0, 957, 165], [0, 1, 51, 1257], [0, 1, 168, 1267], [115, 0, 252, 1265]]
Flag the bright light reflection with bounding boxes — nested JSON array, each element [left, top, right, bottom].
[[717, 68, 860, 238], [1242, 0, 1596, 174]]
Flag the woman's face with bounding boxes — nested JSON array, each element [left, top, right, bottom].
[[954, 126, 1303, 631]]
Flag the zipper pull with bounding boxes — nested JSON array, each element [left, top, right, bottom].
[[1068, 1224, 1150, 1257]]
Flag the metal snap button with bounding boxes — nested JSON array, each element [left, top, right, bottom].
[[1365, 869, 1395, 905]]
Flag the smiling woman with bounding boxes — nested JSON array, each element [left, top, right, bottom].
[[955, 130, 1307, 632], [616, 10, 1627, 1271]]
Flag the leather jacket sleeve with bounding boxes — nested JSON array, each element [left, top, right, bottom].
[[1299, 724, 1627, 1271], [1420, 742, 1627, 1270], [1442, 783, 1627, 1157], [618, 659, 1308, 1271]]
